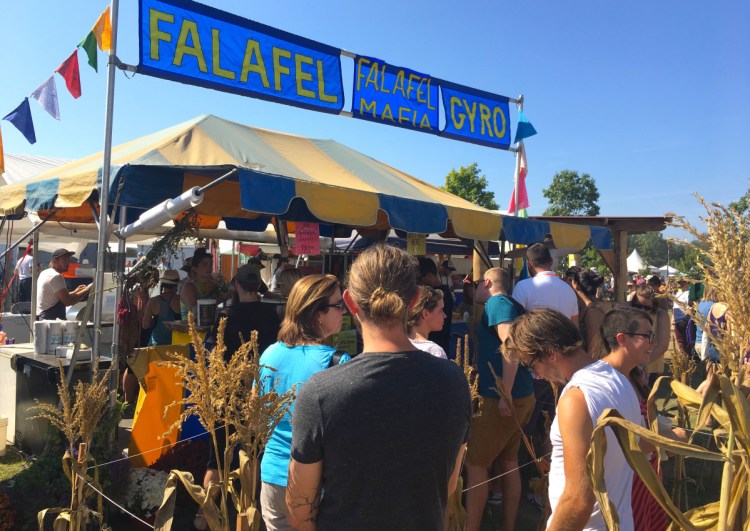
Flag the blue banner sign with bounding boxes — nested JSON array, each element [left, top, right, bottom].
[[439, 81, 511, 150], [352, 56, 439, 133], [138, 0, 344, 113]]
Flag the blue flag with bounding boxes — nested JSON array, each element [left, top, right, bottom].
[[514, 110, 537, 144], [2, 98, 36, 144]]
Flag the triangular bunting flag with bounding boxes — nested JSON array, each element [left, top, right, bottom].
[[514, 111, 537, 143], [92, 6, 112, 52], [2, 99, 37, 144], [30, 76, 61, 120], [508, 143, 530, 214], [0, 126, 5, 175], [55, 50, 82, 99], [79, 31, 98, 72]]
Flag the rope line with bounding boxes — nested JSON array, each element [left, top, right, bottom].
[[87, 425, 220, 471], [462, 452, 551, 493], [76, 473, 155, 529]]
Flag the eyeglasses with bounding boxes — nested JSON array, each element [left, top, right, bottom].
[[625, 331, 656, 344], [323, 300, 348, 311], [631, 300, 655, 312]]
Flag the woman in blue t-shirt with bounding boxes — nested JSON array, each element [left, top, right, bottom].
[[258, 274, 350, 531]]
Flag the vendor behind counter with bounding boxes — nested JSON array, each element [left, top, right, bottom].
[[36, 248, 91, 321]]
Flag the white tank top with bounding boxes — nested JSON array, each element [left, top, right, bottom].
[[548, 360, 641, 530]]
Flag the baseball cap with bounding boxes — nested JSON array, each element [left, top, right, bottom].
[[235, 264, 261, 289], [51, 248, 74, 260], [160, 269, 180, 285], [247, 256, 265, 269]]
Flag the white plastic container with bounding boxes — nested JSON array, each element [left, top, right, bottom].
[[34, 321, 48, 354], [0, 416, 8, 457], [63, 320, 79, 345], [47, 320, 65, 355]]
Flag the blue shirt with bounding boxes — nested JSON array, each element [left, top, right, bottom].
[[476, 294, 533, 399], [259, 342, 350, 486], [695, 300, 714, 344]]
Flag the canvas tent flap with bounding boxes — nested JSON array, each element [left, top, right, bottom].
[[0, 114, 611, 247], [0, 115, 502, 241]]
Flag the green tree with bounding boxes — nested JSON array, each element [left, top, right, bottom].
[[628, 232, 669, 268], [443, 163, 499, 210], [729, 186, 749, 216], [542, 170, 600, 216]]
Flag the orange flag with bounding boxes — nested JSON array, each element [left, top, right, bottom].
[[93, 6, 112, 52], [0, 125, 5, 175]]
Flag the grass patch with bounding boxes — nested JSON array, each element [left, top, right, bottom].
[[0, 447, 28, 484]]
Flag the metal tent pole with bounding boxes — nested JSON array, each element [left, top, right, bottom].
[[93, 0, 120, 360]]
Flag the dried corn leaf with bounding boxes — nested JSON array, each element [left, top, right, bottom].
[[155, 470, 222, 531], [667, 501, 719, 530], [718, 374, 750, 450], [588, 409, 726, 531], [671, 379, 730, 430], [726, 463, 747, 530]]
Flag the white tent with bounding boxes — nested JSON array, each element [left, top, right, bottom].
[[627, 249, 644, 273], [659, 265, 680, 276]]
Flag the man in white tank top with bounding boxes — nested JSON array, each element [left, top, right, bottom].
[[506, 308, 643, 530]]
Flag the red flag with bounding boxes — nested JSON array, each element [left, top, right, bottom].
[[508, 143, 529, 214], [55, 50, 82, 99]]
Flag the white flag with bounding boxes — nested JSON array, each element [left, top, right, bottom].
[[30, 76, 60, 120]]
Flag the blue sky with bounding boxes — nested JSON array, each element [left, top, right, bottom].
[[1, 0, 748, 239]]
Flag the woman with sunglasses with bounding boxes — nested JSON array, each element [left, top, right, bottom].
[[257, 274, 350, 531], [407, 286, 448, 359]]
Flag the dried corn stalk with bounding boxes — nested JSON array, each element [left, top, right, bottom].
[[154, 314, 294, 531], [587, 198, 750, 530], [30, 359, 113, 529]]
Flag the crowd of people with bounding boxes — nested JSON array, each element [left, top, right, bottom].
[[119, 241, 734, 531]]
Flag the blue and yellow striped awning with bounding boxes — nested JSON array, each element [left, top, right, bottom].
[[0, 114, 610, 248]]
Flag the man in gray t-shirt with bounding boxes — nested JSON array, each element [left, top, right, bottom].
[[290, 351, 471, 531]]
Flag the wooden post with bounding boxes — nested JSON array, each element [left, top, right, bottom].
[[614, 230, 628, 303]]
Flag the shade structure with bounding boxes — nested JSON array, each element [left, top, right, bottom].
[[627, 249, 644, 272], [0, 115, 504, 241]]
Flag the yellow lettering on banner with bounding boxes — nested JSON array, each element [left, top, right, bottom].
[[463, 99, 477, 133], [379, 63, 390, 93], [406, 73, 419, 100], [381, 103, 395, 122], [450, 96, 465, 129], [364, 62, 379, 90], [174, 20, 207, 72], [427, 78, 436, 110], [392, 70, 406, 97], [416, 77, 427, 103], [272, 47, 291, 91], [295, 54, 315, 98], [355, 57, 370, 90], [240, 39, 269, 87], [211, 28, 235, 80], [149, 9, 173, 61], [317, 60, 338, 103], [479, 103, 493, 137], [398, 106, 414, 126], [493, 106, 506, 138], [360, 98, 377, 117], [419, 114, 432, 129]]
